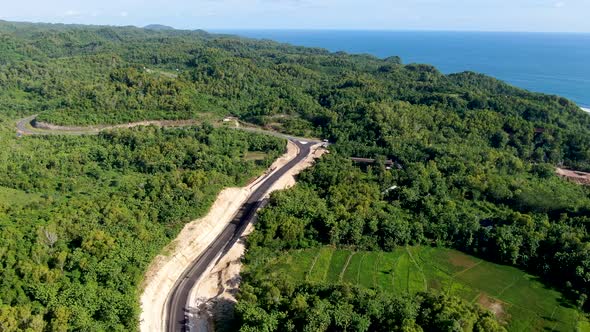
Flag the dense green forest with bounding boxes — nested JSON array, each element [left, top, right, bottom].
[[236, 283, 505, 331], [0, 122, 284, 331], [1, 20, 590, 330], [236, 89, 590, 329], [1, 20, 590, 170]]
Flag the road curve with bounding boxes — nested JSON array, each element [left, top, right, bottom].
[[166, 139, 312, 332], [15, 115, 320, 145], [15, 115, 321, 332]]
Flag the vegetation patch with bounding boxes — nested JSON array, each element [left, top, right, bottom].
[[477, 293, 509, 324], [243, 151, 267, 161], [0, 186, 43, 206], [0, 121, 285, 331], [448, 250, 479, 269], [262, 246, 585, 331]]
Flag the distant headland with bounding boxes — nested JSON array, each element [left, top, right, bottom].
[[143, 24, 175, 31]]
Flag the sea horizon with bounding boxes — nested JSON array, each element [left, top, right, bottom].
[[214, 29, 590, 109], [213, 28, 590, 35]]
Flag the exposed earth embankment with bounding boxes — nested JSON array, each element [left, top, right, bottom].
[[186, 144, 327, 331]]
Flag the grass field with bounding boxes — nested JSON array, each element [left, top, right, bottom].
[[269, 246, 588, 331], [0, 186, 43, 206], [243, 151, 268, 161]]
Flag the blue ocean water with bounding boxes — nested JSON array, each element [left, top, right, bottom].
[[217, 30, 590, 108]]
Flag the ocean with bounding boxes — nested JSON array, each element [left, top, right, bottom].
[[216, 30, 590, 108]]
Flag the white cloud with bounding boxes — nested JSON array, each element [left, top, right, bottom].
[[554, 1, 566, 8], [119, 11, 129, 17]]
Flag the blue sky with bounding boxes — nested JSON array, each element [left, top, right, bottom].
[[1, 0, 589, 32]]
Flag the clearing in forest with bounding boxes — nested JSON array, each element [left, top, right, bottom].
[[0, 186, 43, 206]]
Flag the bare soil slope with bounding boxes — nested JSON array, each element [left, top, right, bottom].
[[139, 141, 303, 332], [186, 143, 327, 331]]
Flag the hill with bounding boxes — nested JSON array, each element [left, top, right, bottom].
[[143, 24, 175, 31], [0, 20, 589, 331], [0, 20, 589, 169]]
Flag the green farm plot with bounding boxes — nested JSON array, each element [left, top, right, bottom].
[[359, 251, 378, 288], [273, 248, 319, 282], [342, 252, 363, 284], [269, 246, 587, 331], [374, 252, 396, 292], [326, 249, 351, 283], [307, 247, 334, 283]]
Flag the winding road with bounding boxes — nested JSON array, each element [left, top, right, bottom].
[[16, 115, 319, 143], [15, 115, 321, 332], [166, 139, 312, 332]]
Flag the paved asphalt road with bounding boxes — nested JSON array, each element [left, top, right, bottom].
[[14, 115, 320, 332], [15, 115, 320, 143], [165, 139, 312, 332]]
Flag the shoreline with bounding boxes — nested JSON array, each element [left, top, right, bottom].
[[581, 107, 590, 113]]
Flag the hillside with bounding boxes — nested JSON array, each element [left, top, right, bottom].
[[0, 21, 589, 331], [143, 24, 175, 31], [1, 21, 590, 170], [0, 119, 285, 331]]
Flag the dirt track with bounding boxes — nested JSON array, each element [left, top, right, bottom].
[[16, 115, 212, 136], [16, 115, 320, 144], [556, 167, 590, 185]]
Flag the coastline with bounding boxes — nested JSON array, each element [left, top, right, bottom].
[[581, 107, 590, 113]]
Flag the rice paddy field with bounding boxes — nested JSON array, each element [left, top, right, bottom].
[[269, 246, 588, 331]]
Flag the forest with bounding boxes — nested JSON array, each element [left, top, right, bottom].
[[1, 21, 590, 171], [0, 123, 284, 331], [236, 284, 505, 332], [238, 152, 590, 330], [0, 20, 590, 330]]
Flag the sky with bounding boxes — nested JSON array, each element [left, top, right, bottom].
[[1, 0, 589, 32]]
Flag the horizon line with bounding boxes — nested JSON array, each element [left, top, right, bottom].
[[2, 19, 590, 35]]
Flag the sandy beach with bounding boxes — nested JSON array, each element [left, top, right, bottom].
[[581, 107, 590, 113]]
